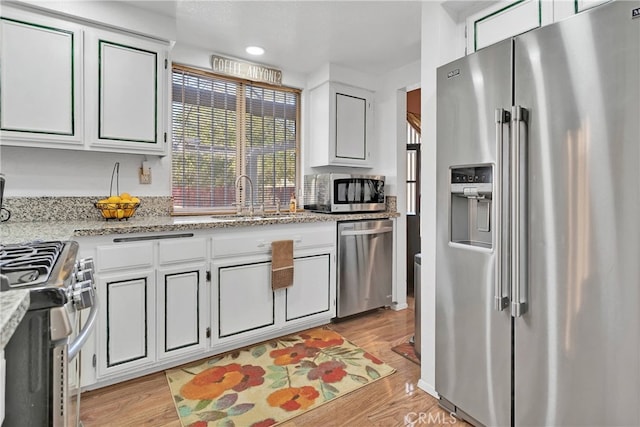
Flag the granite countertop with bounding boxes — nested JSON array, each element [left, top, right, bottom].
[[0, 289, 29, 350], [0, 211, 400, 244]]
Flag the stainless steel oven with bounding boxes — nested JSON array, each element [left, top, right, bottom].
[[0, 240, 97, 427], [303, 173, 385, 213]]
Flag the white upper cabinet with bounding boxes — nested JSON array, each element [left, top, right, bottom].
[[466, 0, 553, 53], [309, 81, 374, 168], [0, 5, 169, 155], [576, 0, 611, 13], [0, 9, 83, 147], [465, 0, 613, 54], [85, 29, 167, 154]]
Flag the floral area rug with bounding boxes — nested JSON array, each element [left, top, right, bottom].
[[165, 327, 396, 427]]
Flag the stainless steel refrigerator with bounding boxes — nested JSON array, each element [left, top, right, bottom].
[[435, 1, 640, 426]]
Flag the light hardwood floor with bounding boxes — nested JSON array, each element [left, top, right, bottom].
[[80, 298, 465, 426]]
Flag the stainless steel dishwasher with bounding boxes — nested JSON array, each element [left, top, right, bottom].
[[337, 219, 393, 318]]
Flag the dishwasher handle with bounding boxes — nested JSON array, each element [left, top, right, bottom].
[[340, 226, 393, 237]]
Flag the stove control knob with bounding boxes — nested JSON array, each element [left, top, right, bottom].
[[75, 268, 94, 283], [73, 280, 95, 310], [76, 258, 95, 272]]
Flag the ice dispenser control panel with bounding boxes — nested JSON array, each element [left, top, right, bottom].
[[450, 165, 493, 249]]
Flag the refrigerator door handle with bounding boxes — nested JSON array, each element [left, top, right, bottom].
[[494, 108, 510, 311], [510, 105, 529, 318]]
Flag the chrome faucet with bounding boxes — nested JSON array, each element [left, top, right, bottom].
[[234, 174, 254, 215]]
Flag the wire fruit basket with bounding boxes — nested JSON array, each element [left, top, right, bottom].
[[95, 200, 140, 220], [95, 162, 141, 221]]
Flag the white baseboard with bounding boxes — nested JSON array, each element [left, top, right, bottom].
[[391, 302, 408, 311], [417, 378, 439, 398]]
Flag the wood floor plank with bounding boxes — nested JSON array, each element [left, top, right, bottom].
[[80, 299, 469, 427]]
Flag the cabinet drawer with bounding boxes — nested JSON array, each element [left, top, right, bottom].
[[212, 225, 335, 258], [158, 238, 206, 265], [96, 243, 153, 272]]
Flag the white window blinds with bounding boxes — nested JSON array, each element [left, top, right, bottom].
[[172, 66, 299, 213]]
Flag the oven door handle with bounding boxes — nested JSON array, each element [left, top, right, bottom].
[[68, 296, 98, 361]]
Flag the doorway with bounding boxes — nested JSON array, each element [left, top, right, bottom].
[[406, 89, 421, 295]]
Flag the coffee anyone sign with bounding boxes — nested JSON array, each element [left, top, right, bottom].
[[211, 54, 282, 86]]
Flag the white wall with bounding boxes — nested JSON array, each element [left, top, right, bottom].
[[172, 43, 307, 90], [374, 60, 421, 311], [418, 1, 465, 398], [376, 60, 421, 195], [0, 145, 171, 197]]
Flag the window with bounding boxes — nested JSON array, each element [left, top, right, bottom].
[[171, 65, 300, 214], [406, 119, 421, 215]]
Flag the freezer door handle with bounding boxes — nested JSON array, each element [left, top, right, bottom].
[[494, 108, 510, 311], [511, 106, 529, 318]]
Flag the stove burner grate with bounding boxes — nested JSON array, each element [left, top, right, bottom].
[[0, 241, 65, 287]]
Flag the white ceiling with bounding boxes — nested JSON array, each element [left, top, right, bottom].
[[128, 1, 423, 76]]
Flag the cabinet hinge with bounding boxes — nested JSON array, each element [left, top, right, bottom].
[[206, 271, 211, 281], [92, 354, 97, 368], [464, 25, 468, 56], [165, 58, 168, 69], [206, 327, 211, 338], [164, 132, 167, 143]]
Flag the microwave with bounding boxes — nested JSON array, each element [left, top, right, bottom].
[[303, 174, 385, 213]]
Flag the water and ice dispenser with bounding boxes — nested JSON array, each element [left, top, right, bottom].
[[450, 165, 493, 248]]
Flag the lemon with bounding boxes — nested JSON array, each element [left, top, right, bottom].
[[98, 198, 109, 204], [116, 209, 125, 219], [131, 197, 140, 204], [107, 195, 121, 203], [120, 192, 132, 200]]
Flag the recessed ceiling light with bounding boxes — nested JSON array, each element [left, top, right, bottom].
[[246, 46, 265, 56]]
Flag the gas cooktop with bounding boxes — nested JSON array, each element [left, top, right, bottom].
[[0, 240, 77, 293]]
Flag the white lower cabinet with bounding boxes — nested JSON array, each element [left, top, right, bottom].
[[214, 253, 333, 342], [157, 265, 207, 359], [211, 223, 336, 347], [88, 235, 208, 381], [79, 223, 336, 389], [286, 254, 332, 321], [98, 270, 156, 377], [217, 261, 275, 337]]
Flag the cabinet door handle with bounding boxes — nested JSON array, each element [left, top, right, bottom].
[[257, 238, 302, 248], [113, 233, 194, 243]]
